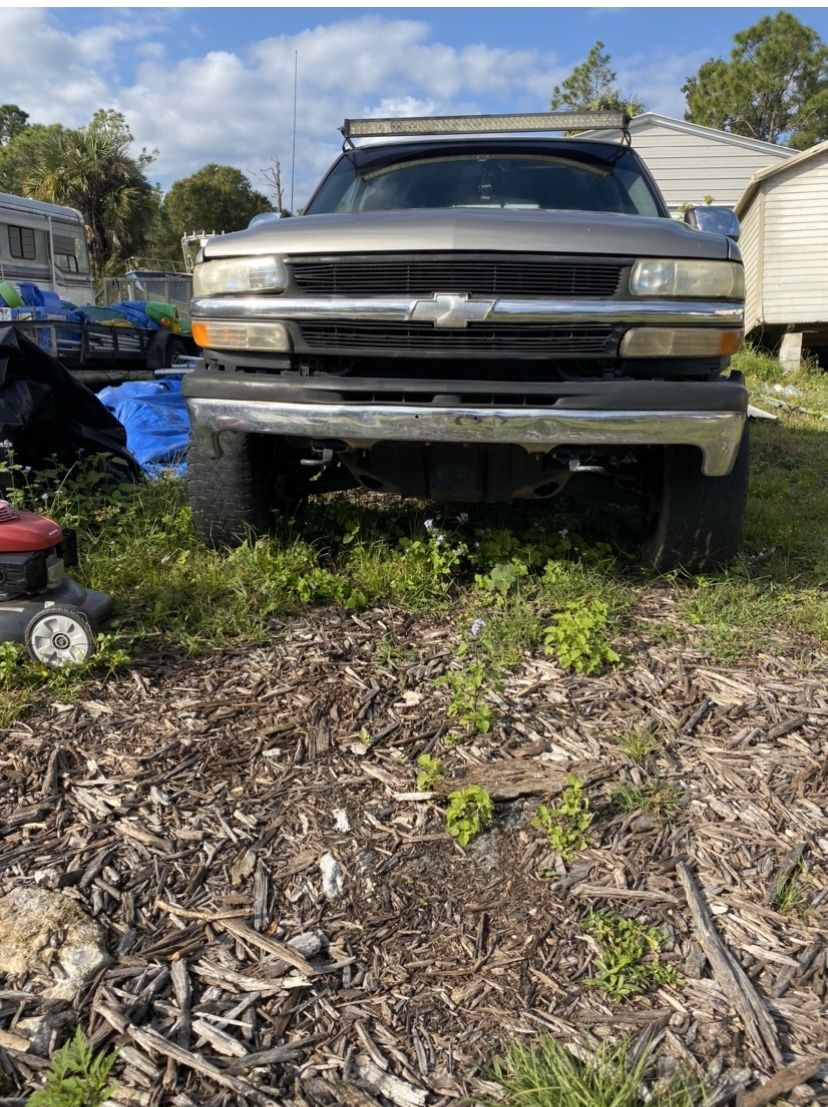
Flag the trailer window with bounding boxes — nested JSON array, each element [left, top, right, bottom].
[[8, 225, 36, 260], [53, 227, 90, 275]]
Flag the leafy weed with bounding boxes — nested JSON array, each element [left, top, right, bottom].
[[532, 777, 593, 861], [445, 785, 494, 848]]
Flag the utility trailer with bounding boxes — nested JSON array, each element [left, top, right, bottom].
[[0, 308, 190, 387], [0, 196, 197, 383]]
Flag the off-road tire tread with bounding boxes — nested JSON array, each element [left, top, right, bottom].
[[188, 432, 287, 548], [646, 425, 749, 573]]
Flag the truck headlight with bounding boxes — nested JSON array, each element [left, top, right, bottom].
[[630, 259, 744, 299], [192, 256, 288, 296]]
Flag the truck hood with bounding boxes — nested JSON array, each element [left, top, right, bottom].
[[202, 207, 732, 261]]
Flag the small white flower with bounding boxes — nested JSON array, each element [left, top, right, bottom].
[[424, 518, 434, 530], [470, 618, 486, 637], [458, 512, 469, 524], [559, 528, 569, 538], [0, 440, 11, 450]]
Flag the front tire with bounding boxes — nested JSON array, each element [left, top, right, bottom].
[[25, 607, 95, 666], [187, 431, 306, 548], [645, 425, 749, 573]]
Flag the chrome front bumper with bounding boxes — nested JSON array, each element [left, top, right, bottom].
[[191, 295, 744, 328], [187, 397, 746, 476]]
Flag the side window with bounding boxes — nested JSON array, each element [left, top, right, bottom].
[[52, 226, 91, 275], [8, 225, 36, 260], [53, 232, 80, 273]]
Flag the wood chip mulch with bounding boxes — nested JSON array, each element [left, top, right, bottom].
[[0, 598, 826, 1106]]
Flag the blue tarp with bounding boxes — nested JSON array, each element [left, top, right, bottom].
[[97, 377, 189, 477], [73, 302, 157, 329]]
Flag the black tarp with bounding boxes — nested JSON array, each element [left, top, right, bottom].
[[0, 326, 140, 480]]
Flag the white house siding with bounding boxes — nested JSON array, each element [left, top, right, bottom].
[[626, 122, 792, 213], [760, 153, 828, 325], [737, 198, 762, 331]]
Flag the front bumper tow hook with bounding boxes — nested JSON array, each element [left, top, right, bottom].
[[301, 446, 335, 468]]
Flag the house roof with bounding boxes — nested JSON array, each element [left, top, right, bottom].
[[735, 138, 828, 216], [584, 112, 796, 158]]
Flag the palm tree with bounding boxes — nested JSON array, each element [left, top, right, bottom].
[[23, 115, 156, 284]]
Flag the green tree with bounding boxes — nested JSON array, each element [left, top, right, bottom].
[[550, 41, 645, 118], [0, 104, 28, 146], [153, 163, 271, 258], [88, 108, 158, 168], [0, 122, 66, 194], [23, 112, 156, 281], [683, 12, 828, 148]]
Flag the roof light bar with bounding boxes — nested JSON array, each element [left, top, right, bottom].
[[342, 111, 629, 141]]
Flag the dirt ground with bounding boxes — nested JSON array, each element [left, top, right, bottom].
[[0, 592, 826, 1106]]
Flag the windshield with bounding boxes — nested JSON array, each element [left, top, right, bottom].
[[307, 150, 661, 218]]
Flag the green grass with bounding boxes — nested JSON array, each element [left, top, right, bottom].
[[610, 777, 684, 820], [1, 345, 826, 727], [772, 862, 812, 918], [488, 1035, 704, 1107], [615, 727, 663, 764]]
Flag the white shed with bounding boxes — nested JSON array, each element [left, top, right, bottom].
[[735, 140, 828, 338], [584, 113, 794, 216]]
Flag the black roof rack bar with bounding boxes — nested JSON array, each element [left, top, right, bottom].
[[341, 111, 630, 143]]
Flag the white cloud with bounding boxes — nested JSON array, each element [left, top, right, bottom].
[[616, 48, 711, 119], [366, 97, 439, 119], [0, 10, 704, 211]]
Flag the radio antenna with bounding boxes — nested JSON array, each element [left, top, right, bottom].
[[290, 50, 298, 213]]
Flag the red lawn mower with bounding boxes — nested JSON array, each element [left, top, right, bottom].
[[0, 500, 112, 665]]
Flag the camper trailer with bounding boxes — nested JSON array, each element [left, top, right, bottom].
[[0, 192, 95, 306]]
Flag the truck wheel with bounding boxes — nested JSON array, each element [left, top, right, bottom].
[[645, 425, 749, 573], [188, 431, 304, 548], [163, 337, 188, 368]]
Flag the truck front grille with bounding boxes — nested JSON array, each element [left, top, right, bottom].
[[290, 255, 625, 297], [299, 321, 617, 356]]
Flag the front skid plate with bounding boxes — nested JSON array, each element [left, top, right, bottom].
[[188, 398, 747, 477]]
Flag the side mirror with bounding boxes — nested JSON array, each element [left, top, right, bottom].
[[248, 211, 282, 228], [684, 205, 740, 242]]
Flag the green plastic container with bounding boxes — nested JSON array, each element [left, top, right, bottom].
[[0, 281, 24, 308]]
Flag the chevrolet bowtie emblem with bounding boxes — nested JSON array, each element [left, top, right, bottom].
[[410, 292, 495, 329]]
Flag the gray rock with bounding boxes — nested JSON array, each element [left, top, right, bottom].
[[16, 1012, 72, 1055], [286, 931, 323, 958], [0, 887, 110, 1000]]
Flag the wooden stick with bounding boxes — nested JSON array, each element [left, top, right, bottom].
[[170, 957, 192, 1049], [128, 1025, 280, 1107], [156, 898, 249, 922], [738, 1055, 825, 1107], [0, 1029, 30, 1053], [351, 1055, 427, 1107], [571, 884, 679, 904], [219, 918, 316, 976], [677, 862, 782, 1066]]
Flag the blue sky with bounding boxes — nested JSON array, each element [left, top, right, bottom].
[[5, 7, 828, 207]]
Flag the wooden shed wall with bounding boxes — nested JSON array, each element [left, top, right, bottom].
[[760, 153, 828, 325], [738, 197, 762, 331]]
